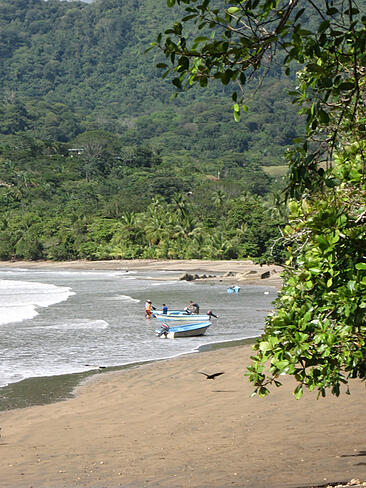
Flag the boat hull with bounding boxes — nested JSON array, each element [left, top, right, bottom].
[[156, 321, 211, 338]]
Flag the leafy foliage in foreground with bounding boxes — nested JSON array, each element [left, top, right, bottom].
[[155, 0, 366, 396], [248, 148, 366, 398]]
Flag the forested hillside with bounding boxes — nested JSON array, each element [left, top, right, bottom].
[[0, 0, 302, 262]]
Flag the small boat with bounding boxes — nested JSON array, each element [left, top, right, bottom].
[[156, 321, 211, 338], [155, 313, 210, 322], [227, 285, 240, 294], [152, 310, 189, 317]]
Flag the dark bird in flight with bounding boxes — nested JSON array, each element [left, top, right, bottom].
[[198, 371, 224, 380]]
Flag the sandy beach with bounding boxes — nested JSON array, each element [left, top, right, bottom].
[[1, 345, 366, 488], [1, 260, 365, 488], [0, 258, 284, 288]]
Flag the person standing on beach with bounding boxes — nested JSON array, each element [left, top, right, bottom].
[[189, 300, 200, 314], [145, 299, 156, 319], [162, 304, 168, 314]]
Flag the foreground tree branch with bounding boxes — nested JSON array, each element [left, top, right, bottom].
[[152, 0, 366, 396]]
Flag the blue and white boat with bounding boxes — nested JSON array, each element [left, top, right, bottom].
[[155, 313, 211, 322], [156, 321, 211, 338], [227, 285, 240, 294], [152, 309, 188, 317]]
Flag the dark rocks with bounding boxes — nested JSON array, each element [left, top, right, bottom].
[[179, 272, 216, 281], [179, 272, 195, 281]]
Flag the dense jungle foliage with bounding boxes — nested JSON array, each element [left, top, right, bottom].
[[0, 0, 300, 261]]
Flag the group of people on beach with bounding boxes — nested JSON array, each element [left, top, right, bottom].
[[145, 299, 218, 319]]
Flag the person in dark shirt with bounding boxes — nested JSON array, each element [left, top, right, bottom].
[[189, 300, 199, 314]]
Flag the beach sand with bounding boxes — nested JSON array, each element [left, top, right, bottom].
[[0, 258, 284, 288], [1, 260, 365, 488], [1, 345, 366, 488]]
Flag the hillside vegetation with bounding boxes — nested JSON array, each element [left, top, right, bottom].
[[0, 0, 302, 262]]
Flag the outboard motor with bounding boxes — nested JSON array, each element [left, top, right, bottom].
[[157, 323, 170, 338], [207, 310, 218, 318]]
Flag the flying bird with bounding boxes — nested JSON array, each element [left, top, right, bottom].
[[198, 371, 224, 380]]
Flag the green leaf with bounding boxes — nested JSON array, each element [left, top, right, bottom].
[[355, 263, 366, 270], [347, 280, 356, 292], [316, 235, 329, 251], [259, 341, 271, 353], [233, 110, 240, 122], [227, 7, 240, 14], [177, 56, 189, 71], [318, 20, 330, 33], [325, 178, 341, 188], [172, 77, 182, 89], [193, 36, 209, 44], [307, 63, 326, 74], [309, 267, 322, 274], [338, 82, 355, 91], [294, 8, 305, 22], [294, 385, 303, 400], [272, 359, 290, 371], [319, 109, 329, 124], [259, 386, 269, 397]]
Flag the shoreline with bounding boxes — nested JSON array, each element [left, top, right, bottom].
[[0, 258, 284, 288], [0, 336, 258, 412], [0, 259, 278, 410], [1, 341, 365, 488]]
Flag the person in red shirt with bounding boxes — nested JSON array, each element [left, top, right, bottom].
[[145, 299, 156, 319]]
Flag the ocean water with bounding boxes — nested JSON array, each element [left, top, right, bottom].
[[0, 267, 277, 389]]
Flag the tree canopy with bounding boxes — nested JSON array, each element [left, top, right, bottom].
[[0, 0, 302, 166], [0, 0, 303, 265], [153, 0, 366, 397]]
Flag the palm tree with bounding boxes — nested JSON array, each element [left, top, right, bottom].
[[171, 193, 189, 218], [212, 190, 226, 208], [203, 230, 237, 259], [263, 192, 287, 220]]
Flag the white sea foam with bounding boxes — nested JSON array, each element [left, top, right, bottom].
[[0, 279, 74, 326], [106, 295, 140, 303], [150, 281, 178, 286], [0, 268, 135, 278], [42, 319, 109, 330]]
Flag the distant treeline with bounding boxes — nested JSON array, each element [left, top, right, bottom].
[[0, 134, 286, 262]]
